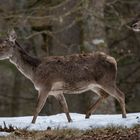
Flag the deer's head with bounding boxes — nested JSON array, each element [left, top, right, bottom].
[[129, 15, 140, 32], [0, 29, 17, 60], [131, 20, 140, 32]]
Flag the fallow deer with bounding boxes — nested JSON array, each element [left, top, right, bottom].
[[0, 30, 126, 123], [129, 15, 140, 32]]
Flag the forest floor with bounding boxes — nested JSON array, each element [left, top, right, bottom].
[[0, 113, 140, 139], [0, 125, 140, 140]]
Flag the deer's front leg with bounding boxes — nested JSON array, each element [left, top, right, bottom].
[[55, 94, 72, 122], [32, 89, 49, 123]]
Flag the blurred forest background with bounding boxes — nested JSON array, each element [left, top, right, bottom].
[[0, 0, 140, 117]]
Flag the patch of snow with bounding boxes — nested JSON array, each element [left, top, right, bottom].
[[0, 113, 140, 131], [0, 132, 11, 137], [92, 39, 104, 45]]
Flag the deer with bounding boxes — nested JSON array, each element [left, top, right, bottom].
[[129, 15, 140, 32], [0, 30, 126, 124]]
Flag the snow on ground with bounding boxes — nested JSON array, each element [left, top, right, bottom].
[[0, 132, 11, 137], [0, 112, 140, 136]]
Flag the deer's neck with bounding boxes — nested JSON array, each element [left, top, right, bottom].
[[9, 46, 41, 81]]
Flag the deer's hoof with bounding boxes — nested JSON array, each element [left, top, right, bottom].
[[68, 119, 73, 123], [122, 114, 127, 118], [85, 113, 91, 119], [31, 120, 36, 124]]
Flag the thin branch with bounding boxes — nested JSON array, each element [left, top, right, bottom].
[[106, 0, 120, 6], [0, 94, 35, 101], [122, 65, 140, 81], [1, 0, 82, 23], [108, 34, 131, 48], [25, 30, 68, 48], [116, 53, 134, 63]]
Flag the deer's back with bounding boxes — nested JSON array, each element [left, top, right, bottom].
[[34, 52, 117, 89]]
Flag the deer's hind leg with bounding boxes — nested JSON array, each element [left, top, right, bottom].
[[103, 85, 126, 118], [85, 88, 109, 119], [116, 87, 126, 118], [54, 94, 72, 122]]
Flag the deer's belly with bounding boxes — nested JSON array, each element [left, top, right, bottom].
[[49, 82, 101, 95]]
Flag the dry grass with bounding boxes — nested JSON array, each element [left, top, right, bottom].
[[1, 125, 140, 140]]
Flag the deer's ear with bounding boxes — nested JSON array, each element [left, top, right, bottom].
[[8, 29, 17, 43]]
